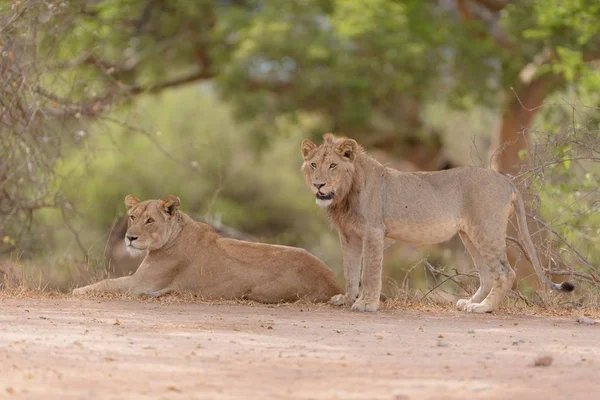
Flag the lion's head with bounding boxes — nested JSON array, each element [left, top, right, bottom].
[[123, 194, 181, 253], [300, 133, 361, 208]]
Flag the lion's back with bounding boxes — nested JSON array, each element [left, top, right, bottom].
[[215, 238, 341, 301]]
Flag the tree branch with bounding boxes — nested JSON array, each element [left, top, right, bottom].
[[455, 0, 514, 52], [469, 0, 510, 12], [128, 71, 214, 94]]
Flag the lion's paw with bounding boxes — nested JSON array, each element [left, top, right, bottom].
[[351, 297, 380, 312], [72, 287, 85, 296], [456, 298, 471, 311], [329, 294, 347, 306], [465, 302, 493, 314], [329, 293, 358, 306]]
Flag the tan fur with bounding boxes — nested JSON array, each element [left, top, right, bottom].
[[301, 134, 573, 313], [73, 195, 340, 303]]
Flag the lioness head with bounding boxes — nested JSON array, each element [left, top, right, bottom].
[[300, 133, 361, 208], [123, 194, 181, 253]]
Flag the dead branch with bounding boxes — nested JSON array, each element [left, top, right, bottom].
[[420, 270, 478, 302], [526, 214, 598, 274]]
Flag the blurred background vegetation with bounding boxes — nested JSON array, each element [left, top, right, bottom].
[[1, 0, 599, 301]]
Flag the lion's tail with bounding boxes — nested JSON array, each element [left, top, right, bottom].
[[512, 188, 574, 292]]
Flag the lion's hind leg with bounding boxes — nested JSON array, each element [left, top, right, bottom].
[[456, 232, 493, 311], [462, 236, 515, 314]]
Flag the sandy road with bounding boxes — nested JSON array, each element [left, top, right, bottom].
[[0, 297, 599, 400]]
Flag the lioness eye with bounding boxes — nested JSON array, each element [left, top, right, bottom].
[[310, 163, 317, 168], [330, 163, 337, 169], [129, 215, 135, 221], [146, 218, 154, 224]]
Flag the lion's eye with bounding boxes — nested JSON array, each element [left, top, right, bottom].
[[310, 163, 317, 169], [129, 215, 135, 221], [330, 163, 337, 169], [146, 218, 154, 224]]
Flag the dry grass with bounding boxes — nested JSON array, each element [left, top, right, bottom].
[[0, 258, 109, 293], [1, 287, 598, 319], [2, 259, 598, 318]]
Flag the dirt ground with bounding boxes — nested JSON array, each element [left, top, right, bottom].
[[1, 296, 599, 400]]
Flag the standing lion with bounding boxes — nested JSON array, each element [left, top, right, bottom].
[[300, 134, 573, 313]]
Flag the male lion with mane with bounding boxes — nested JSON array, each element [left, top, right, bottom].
[[73, 195, 340, 302], [301, 134, 573, 313]]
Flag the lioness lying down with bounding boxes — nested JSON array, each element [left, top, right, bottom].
[[73, 195, 340, 303], [301, 134, 574, 313]]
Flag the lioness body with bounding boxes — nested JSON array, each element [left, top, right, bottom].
[[301, 134, 572, 313], [73, 196, 340, 303]]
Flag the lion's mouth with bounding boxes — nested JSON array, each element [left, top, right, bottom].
[[125, 238, 147, 251], [316, 192, 334, 201]]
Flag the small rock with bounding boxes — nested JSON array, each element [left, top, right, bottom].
[[533, 354, 553, 367], [437, 340, 449, 347], [576, 316, 597, 325], [467, 329, 475, 334]]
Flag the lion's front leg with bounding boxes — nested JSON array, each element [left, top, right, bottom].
[[351, 227, 384, 312], [73, 258, 177, 297], [73, 276, 135, 296], [330, 232, 362, 306]]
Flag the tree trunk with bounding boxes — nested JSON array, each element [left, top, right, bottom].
[[491, 76, 560, 289], [491, 77, 553, 174]]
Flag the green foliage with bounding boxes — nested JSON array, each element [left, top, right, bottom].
[[4, 0, 594, 140], [213, 0, 451, 143], [530, 123, 600, 269], [523, 0, 600, 46], [18, 0, 596, 152]]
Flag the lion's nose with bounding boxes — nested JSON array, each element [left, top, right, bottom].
[[127, 235, 138, 243], [313, 183, 325, 190]]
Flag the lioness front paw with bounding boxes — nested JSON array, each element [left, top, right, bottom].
[[329, 293, 356, 306], [465, 302, 494, 314], [72, 287, 86, 296], [456, 298, 472, 311], [351, 297, 380, 312]]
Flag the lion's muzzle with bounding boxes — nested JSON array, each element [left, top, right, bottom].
[[315, 191, 335, 208], [316, 192, 334, 201]]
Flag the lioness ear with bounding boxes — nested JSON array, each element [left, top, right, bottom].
[[336, 138, 358, 161], [301, 139, 317, 159], [161, 195, 181, 215], [124, 195, 140, 210]]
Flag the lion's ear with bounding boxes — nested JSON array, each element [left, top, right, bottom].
[[161, 195, 181, 215], [124, 195, 140, 210], [336, 138, 358, 161], [301, 139, 317, 159]]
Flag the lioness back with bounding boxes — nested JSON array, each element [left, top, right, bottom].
[[215, 238, 341, 302]]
